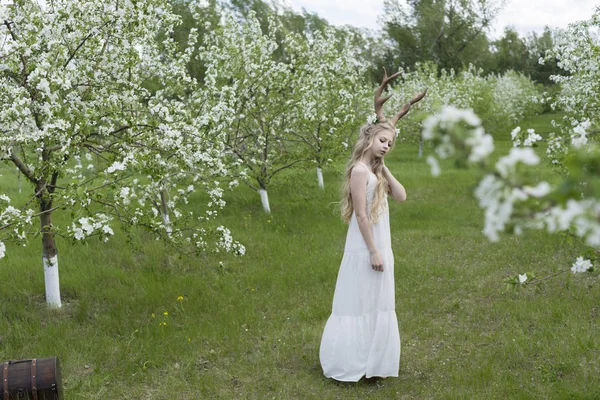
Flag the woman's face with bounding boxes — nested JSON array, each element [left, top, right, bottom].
[[370, 129, 395, 158]]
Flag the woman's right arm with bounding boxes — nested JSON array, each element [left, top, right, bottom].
[[350, 166, 384, 272]]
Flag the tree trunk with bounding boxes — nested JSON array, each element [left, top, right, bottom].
[[258, 189, 271, 214], [419, 132, 424, 158], [160, 189, 172, 236], [316, 166, 324, 189], [17, 169, 21, 193], [40, 206, 61, 308]]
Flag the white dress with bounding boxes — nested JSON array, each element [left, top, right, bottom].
[[319, 162, 400, 381]]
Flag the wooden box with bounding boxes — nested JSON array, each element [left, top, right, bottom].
[[2, 357, 62, 400]]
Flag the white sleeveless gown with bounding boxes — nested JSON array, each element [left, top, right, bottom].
[[319, 164, 400, 381]]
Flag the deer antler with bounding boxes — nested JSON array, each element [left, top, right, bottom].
[[390, 88, 428, 125], [374, 67, 402, 123], [374, 67, 428, 125]]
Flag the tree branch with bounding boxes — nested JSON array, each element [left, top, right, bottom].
[[271, 158, 309, 177], [63, 19, 113, 71], [9, 152, 36, 183], [3, 20, 29, 84], [63, 31, 95, 70], [84, 173, 134, 193], [49, 171, 59, 194], [20, 184, 48, 212], [527, 269, 568, 285], [456, 23, 487, 54], [0, 204, 64, 231]]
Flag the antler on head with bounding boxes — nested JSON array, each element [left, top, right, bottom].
[[390, 88, 428, 125], [374, 67, 401, 123], [373, 67, 428, 126]]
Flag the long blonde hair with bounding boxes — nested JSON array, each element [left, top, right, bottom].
[[340, 121, 395, 224]]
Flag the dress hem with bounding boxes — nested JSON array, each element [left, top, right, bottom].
[[325, 373, 400, 382]]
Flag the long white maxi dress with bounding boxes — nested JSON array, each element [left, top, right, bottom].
[[319, 162, 400, 381]]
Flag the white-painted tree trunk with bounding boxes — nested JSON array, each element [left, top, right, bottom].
[[162, 213, 173, 236], [40, 202, 60, 308], [160, 189, 172, 237], [259, 189, 271, 214], [317, 167, 324, 189], [43, 255, 61, 308]]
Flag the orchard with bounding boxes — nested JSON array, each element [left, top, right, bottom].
[[0, 0, 598, 398]]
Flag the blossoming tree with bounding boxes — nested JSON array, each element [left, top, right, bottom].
[[384, 63, 540, 157], [542, 12, 599, 175], [0, 0, 242, 307], [420, 7, 600, 281], [288, 29, 368, 189], [201, 13, 307, 213]]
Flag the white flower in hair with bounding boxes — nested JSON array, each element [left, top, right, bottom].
[[367, 114, 378, 125]]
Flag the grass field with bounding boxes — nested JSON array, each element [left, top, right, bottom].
[[1, 112, 598, 399]]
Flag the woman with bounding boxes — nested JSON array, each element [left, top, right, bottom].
[[319, 70, 427, 381]]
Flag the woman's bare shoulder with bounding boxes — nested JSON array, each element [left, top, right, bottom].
[[350, 163, 370, 178]]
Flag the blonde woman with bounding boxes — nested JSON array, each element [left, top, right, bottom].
[[319, 70, 427, 382]]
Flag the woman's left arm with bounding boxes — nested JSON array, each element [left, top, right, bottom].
[[383, 164, 407, 202]]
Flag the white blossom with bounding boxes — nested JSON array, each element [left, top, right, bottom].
[[466, 127, 494, 162], [495, 148, 539, 178], [422, 106, 493, 163], [523, 182, 551, 198], [426, 155, 441, 177], [511, 126, 542, 147], [510, 126, 522, 147], [570, 120, 590, 148], [216, 225, 245, 255], [119, 187, 133, 205], [571, 257, 592, 273], [106, 161, 127, 174], [524, 129, 542, 147], [475, 174, 512, 242], [69, 214, 114, 241]]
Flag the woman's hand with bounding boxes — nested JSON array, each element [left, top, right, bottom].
[[370, 249, 384, 272]]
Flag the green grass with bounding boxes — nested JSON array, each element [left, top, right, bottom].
[[1, 112, 599, 399]]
